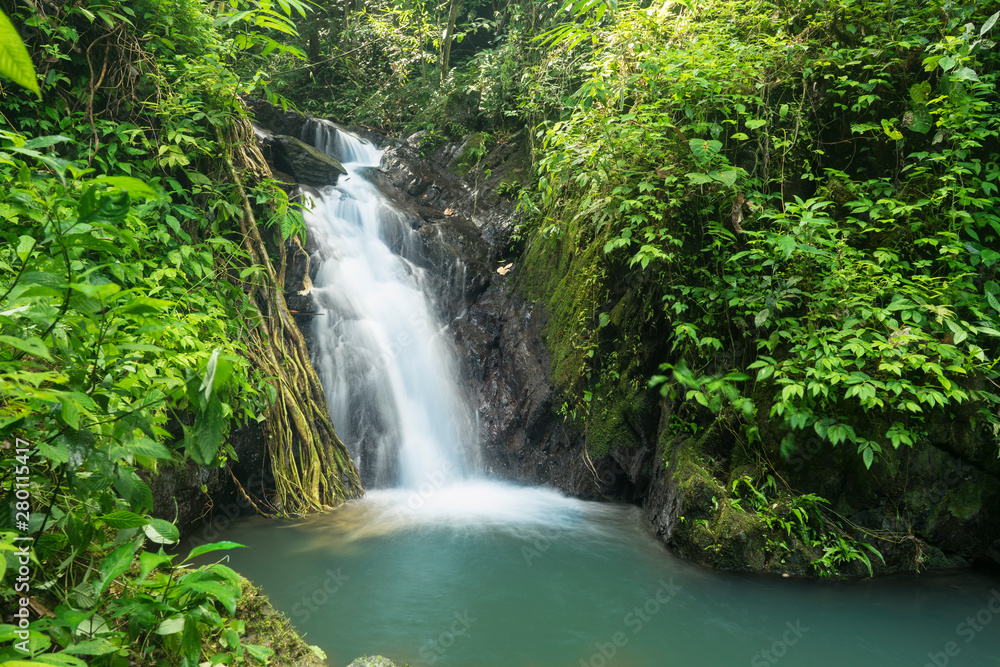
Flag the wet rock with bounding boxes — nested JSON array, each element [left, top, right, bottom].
[[271, 134, 345, 188], [243, 96, 308, 137], [346, 658, 399, 667], [147, 419, 270, 538], [284, 236, 312, 296]]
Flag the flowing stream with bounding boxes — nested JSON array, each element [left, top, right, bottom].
[[215, 125, 1000, 666]]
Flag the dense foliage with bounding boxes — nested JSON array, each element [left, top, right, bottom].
[[515, 0, 1000, 571], [527, 0, 1000, 464], [0, 1, 354, 664]]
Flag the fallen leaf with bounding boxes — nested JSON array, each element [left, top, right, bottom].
[[496, 263, 513, 275], [444, 207, 455, 216]]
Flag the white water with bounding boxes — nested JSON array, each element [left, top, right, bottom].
[[304, 122, 479, 490]]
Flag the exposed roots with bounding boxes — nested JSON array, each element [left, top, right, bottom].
[[218, 122, 363, 515]]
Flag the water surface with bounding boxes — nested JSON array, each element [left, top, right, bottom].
[[215, 480, 1000, 667]]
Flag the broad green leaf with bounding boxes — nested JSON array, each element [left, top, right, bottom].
[[98, 510, 148, 529], [181, 616, 201, 667], [26, 653, 88, 667], [711, 169, 738, 187], [200, 348, 220, 403], [23, 134, 70, 150], [689, 138, 723, 161], [182, 580, 239, 615], [89, 175, 161, 200], [96, 539, 141, 595], [0, 9, 40, 97], [116, 296, 174, 315], [981, 10, 999, 35], [184, 395, 226, 465], [745, 119, 766, 130], [0, 334, 53, 361], [15, 234, 34, 263], [139, 550, 174, 581], [156, 615, 185, 635], [124, 437, 172, 460], [686, 172, 713, 185], [909, 81, 931, 104], [184, 541, 246, 562], [144, 518, 180, 544], [245, 644, 276, 663]]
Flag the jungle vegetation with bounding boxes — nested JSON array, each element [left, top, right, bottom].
[[1, 0, 999, 662]]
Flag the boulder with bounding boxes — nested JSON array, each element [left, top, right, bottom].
[[271, 134, 346, 188], [346, 658, 400, 667]]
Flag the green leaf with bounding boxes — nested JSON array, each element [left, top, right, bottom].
[[0, 334, 53, 361], [28, 653, 88, 667], [711, 169, 739, 187], [745, 119, 766, 131], [183, 579, 240, 615], [99, 511, 148, 529], [96, 539, 141, 595], [144, 518, 180, 544], [181, 615, 201, 667], [15, 234, 34, 263], [862, 446, 874, 469], [909, 81, 931, 104], [951, 66, 979, 82], [62, 638, 119, 656], [0, 9, 41, 97], [981, 10, 999, 36], [184, 395, 226, 465], [89, 175, 161, 200], [184, 541, 246, 562], [124, 437, 172, 460], [686, 172, 713, 185], [200, 348, 220, 403], [139, 550, 174, 581], [245, 644, 275, 664], [689, 138, 723, 161], [156, 615, 185, 636], [116, 296, 174, 315]]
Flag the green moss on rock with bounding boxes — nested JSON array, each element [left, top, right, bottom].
[[235, 579, 327, 667], [947, 481, 983, 520], [347, 658, 401, 667]]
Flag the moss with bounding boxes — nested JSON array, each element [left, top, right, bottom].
[[346, 658, 401, 667], [450, 132, 490, 176], [947, 481, 983, 520], [235, 578, 327, 667], [584, 372, 658, 456]]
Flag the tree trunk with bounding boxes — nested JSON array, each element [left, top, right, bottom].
[[440, 0, 461, 85]]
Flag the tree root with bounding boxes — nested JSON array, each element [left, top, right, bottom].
[[217, 118, 363, 515]]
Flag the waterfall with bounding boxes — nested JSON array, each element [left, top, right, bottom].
[[302, 121, 479, 490]]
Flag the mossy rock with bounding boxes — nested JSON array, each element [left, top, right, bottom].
[[449, 133, 490, 176], [235, 579, 327, 667], [346, 658, 401, 667]]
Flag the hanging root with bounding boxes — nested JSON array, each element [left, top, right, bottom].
[[218, 122, 363, 515]]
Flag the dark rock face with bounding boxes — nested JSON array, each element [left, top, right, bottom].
[[147, 419, 271, 539], [243, 96, 309, 137], [270, 134, 346, 188]]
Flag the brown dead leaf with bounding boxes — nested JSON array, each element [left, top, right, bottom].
[[443, 207, 455, 216], [496, 263, 513, 276]]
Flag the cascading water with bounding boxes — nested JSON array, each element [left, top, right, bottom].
[[211, 121, 1000, 667], [302, 120, 479, 490]]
